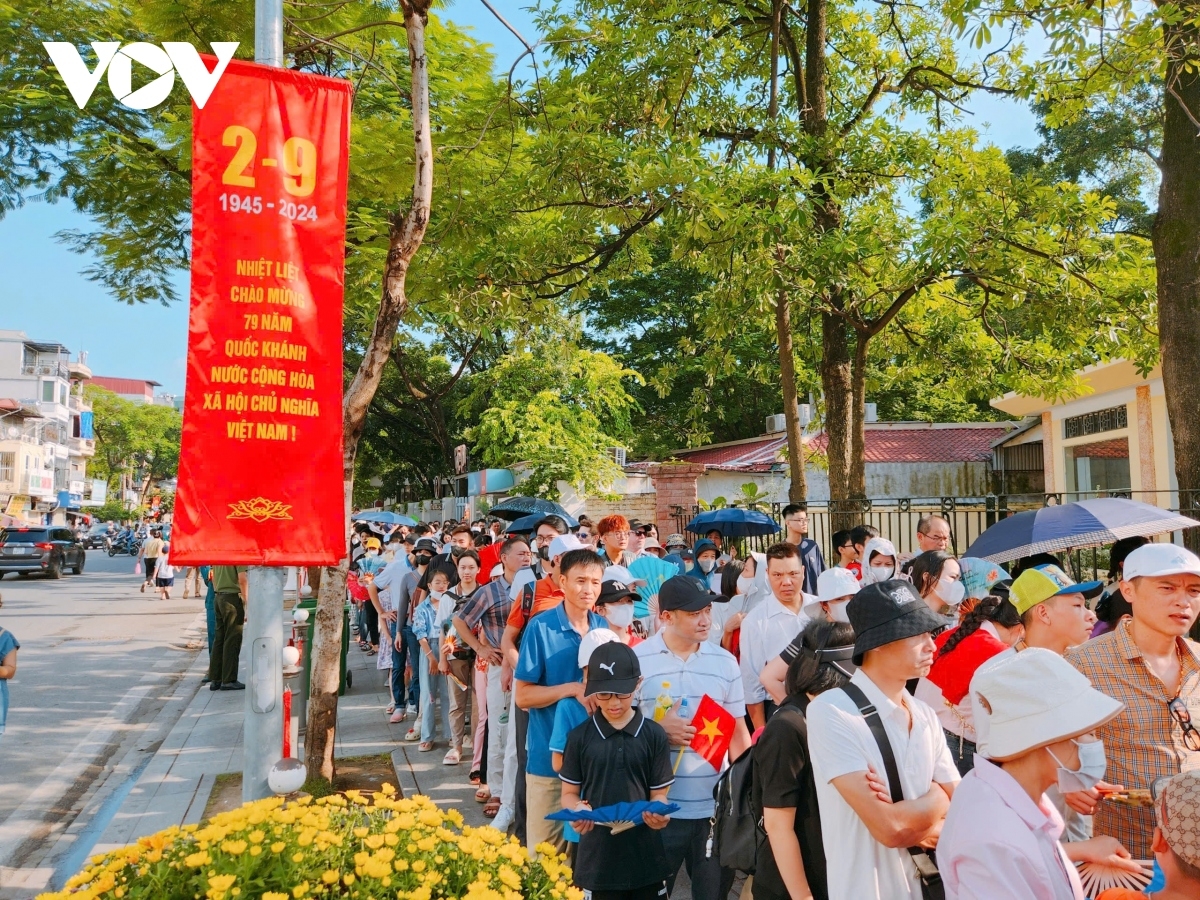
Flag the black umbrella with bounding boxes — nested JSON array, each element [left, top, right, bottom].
[[488, 497, 571, 522]]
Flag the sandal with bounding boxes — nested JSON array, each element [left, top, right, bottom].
[[419, 741, 435, 752], [474, 787, 491, 803], [367, 647, 378, 656], [443, 748, 461, 766], [483, 796, 502, 818], [405, 727, 420, 742], [385, 702, 396, 715]]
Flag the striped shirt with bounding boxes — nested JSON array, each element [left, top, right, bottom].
[[1065, 618, 1200, 858], [457, 573, 514, 650], [635, 633, 746, 819]]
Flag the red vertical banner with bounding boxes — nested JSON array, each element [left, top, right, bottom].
[[172, 59, 352, 566]]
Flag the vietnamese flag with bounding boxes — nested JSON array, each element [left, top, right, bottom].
[[689, 695, 736, 771]]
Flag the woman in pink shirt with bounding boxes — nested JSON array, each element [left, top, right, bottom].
[[939, 648, 1141, 899]]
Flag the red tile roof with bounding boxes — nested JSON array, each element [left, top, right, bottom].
[[91, 376, 160, 396], [640, 424, 1013, 471]]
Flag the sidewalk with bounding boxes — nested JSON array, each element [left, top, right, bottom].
[[92, 619, 491, 857]]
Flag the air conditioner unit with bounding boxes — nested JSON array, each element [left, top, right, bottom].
[[766, 414, 787, 434], [607, 447, 627, 467], [865, 402, 878, 423]]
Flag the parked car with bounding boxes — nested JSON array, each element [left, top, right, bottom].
[[0, 526, 86, 578], [83, 523, 114, 549]]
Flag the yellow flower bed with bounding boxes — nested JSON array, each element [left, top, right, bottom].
[[40, 787, 581, 900]]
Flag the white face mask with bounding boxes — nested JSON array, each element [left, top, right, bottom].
[[429, 590, 445, 602], [1049, 739, 1107, 793], [736, 575, 754, 595], [870, 565, 894, 582], [367, 549, 379, 557], [605, 603, 635, 627], [827, 601, 851, 624], [698, 558, 716, 574], [937, 577, 966, 607]]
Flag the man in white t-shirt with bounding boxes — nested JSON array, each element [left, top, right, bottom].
[[807, 579, 960, 900]]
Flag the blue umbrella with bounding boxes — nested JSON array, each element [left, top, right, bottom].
[[546, 800, 680, 834], [965, 498, 1200, 564], [505, 511, 579, 534], [686, 508, 781, 538], [489, 497, 571, 522], [352, 510, 418, 526]]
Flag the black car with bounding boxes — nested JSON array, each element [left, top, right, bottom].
[[83, 523, 115, 549], [0, 526, 86, 578]]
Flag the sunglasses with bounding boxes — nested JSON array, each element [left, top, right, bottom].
[[578, 532, 591, 539], [1168, 697, 1200, 751], [592, 691, 634, 701]]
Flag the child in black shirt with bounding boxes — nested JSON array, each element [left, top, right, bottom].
[[559, 641, 674, 900]]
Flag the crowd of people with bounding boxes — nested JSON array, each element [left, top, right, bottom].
[[225, 507, 1200, 900]]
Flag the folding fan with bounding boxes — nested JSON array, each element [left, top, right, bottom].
[[1074, 859, 1154, 896], [546, 801, 680, 835], [629, 556, 679, 617]]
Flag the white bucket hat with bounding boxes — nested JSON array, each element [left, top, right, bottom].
[[803, 567, 863, 619], [577, 627, 621, 668], [970, 647, 1124, 761]]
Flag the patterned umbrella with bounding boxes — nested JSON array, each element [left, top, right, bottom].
[[965, 498, 1200, 564]]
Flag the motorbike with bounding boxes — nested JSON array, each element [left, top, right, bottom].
[[107, 534, 143, 557]]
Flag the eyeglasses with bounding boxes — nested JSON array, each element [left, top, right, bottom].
[[592, 691, 634, 701], [1168, 697, 1200, 751], [578, 532, 591, 539]]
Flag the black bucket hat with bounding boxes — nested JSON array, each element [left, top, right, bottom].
[[847, 579, 946, 666]]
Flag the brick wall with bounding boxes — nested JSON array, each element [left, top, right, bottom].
[[648, 463, 706, 538], [579, 493, 659, 528]]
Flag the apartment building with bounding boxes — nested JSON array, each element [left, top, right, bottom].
[[0, 330, 94, 523]]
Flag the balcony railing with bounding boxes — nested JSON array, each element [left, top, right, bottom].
[[21, 362, 70, 379], [68, 436, 95, 456]]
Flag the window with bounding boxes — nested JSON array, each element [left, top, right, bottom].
[[1064, 405, 1128, 439], [42, 380, 55, 402], [60, 383, 67, 405], [0, 452, 13, 483], [1066, 438, 1131, 495]]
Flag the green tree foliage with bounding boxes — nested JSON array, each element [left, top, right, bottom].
[[85, 386, 182, 502], [461, 328, 641, 499]]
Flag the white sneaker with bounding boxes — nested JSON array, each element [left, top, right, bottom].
[[491, 805, 514, 832]]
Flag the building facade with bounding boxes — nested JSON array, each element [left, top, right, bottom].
[[0, 330, 95, 523]]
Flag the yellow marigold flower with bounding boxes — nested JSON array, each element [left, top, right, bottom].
[[342, 873, 356, 886], [249, 846, 262, 857], [363, 858, 391, 879], [375, 848, 395, 863], [566, 888, 585, 900], [208, 874, 236, 890], [145, 850, 163, 863], [380, 783, 396, 796], [292, 852, 304, 863], [115, 889, 125, 898], [406, 844, 417, 854], [353, 827, 369, 839], [411, 860, 426, 873], [220, 840, 248, 856], [321, 870, 339, 885], [418, 809, 442, 827], [292, 881, 309, 898], [365, 834, 385, 850], [184, 852, 211, 868], [393, 860, 409, 872], [231, 890, 241, 897], [416, 837, 436, 852], [270, 842, 285, 854], [262, 893, 289, 900], [247, 830, 265, 844], [384, 833, 399, 846]]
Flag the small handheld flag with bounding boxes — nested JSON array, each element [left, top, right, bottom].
[[688, 694, 736, 772]]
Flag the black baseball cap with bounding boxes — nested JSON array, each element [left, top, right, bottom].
[[585, 641, 642, 696], [596, 580, 639, 606], [658, 575, 717, 613], [847, 579, 946, 666], [413, 537, 439, 553]]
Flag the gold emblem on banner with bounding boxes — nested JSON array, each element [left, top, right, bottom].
[[227, 497, 293, 522]]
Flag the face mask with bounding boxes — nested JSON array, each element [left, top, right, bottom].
[[367, 549, 379, 557], [870, 565, 894, 582], [827, 602, 851, 624], [937, 577, 966, 607], [429, 590, 445, 602], [538, 546, 550, 561], [414, 553, 431, 566], [605, 603, 635, 627], [450, 546, 465, 559], [736, 575, 754, 595], [698, 558, 716, 574], [1048, 739, 1107, 793]]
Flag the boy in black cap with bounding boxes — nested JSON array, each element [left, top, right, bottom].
[[559, 641, 674, 900]]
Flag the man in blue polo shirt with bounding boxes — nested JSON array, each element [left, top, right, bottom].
[[514, 547, 607, 854]]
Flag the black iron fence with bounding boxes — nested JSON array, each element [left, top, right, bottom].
[[670, 490, 1200, 582]]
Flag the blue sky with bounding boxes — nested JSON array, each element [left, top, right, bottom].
[[0, 2, 1038, 396]]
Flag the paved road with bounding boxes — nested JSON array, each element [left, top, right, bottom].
[[0, 550, 205, 895]]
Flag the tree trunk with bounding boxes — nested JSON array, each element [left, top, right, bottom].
[[821, 308, 854, 503], [850, 330, 868, 498], [767, 0, 806, 504], [1155, 18, 1200, 554], [304, 0, 435, 785]]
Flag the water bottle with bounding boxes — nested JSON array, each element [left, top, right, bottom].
[[653, 681, 674, 721]]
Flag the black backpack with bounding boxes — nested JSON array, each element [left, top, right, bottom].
[[708, 745, 763, 873]]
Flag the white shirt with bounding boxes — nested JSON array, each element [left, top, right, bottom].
[[708, 594, 745, 647], [940, 758, 1085, 900], [634, 633, 745, 819], [807, 669, 961, 900], [737, 593, 812, 704]]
